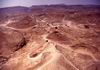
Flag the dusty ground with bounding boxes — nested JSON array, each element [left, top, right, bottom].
[[0, 5, 100, 70]]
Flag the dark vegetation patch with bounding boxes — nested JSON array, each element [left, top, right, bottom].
[[84, 25, 90, 29]]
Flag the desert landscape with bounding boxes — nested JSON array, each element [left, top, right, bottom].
[[0, 4, 100, 70]]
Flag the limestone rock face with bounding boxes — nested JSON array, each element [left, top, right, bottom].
[[0, 5, 100, 70]]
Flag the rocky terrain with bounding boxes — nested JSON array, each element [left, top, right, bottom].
[[0, 5, 100, 70]]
